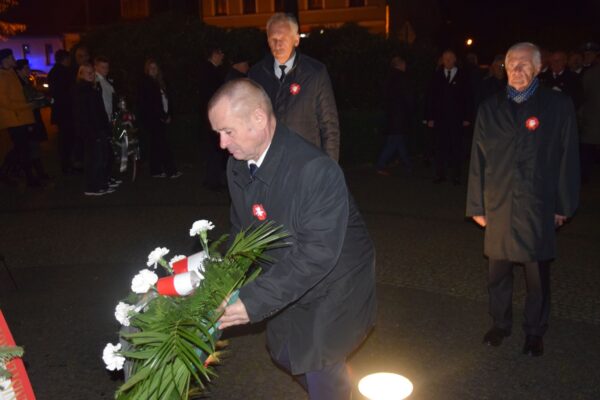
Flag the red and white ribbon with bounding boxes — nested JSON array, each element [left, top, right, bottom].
[[171, 251, 206, 275], [157, 271, 201, 296]]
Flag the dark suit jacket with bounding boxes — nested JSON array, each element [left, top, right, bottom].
[[229, 123, 376, 374], [538, 69, 582, 108], [425, 67, 472, 128], [248, 52, 340, 161], [48, 63, 72, 125], [137, 76, 170, 129], [467, 86, 580, 262], [72, 81, 110, 140], [383, 69, 416, 135]]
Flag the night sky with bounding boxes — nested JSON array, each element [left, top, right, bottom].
[[3, 0, 599, 60]]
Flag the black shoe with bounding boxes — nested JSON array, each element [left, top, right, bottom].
[[522, 335, 543, 356], [483, 327, 511, 347]]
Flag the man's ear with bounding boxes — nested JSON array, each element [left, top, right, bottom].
[[294, 34, 300, 48], [253, 108, 268, 129]]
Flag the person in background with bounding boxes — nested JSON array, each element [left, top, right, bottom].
[[138, 58, 181, 179], [539, 50, 581, 107], [94, 56, 122, 189], [0, 48, 39, 187], [249, 13, 340, 161], [480, 54, 507, 102], [48, 49, 75, 175], [568, 52, 584, 75], [199, 46, 226, 190], [375, 55, 415, 176], [72, 63, 113, 196], [225, 53, 250, 82], [15, 59, 50, 183], [580, 62, 600, 184], [425, 49, 472, 185]]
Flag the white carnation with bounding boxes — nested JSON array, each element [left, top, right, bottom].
[[114, 302, 136, 326], [169, 254, 186, 267], [189, 220, 215, 237], [146, 247, 170, 268], [102, 343, 125, 371], [131, 269, 158, 294]]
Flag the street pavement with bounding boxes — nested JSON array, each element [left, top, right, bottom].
[[1, 141, 599, 400]]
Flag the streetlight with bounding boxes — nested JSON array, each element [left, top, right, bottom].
[[466, 38, 474, 46], [358, 372, 413, 400]]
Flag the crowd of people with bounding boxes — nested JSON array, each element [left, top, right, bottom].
[[376, 42, 600, 186]]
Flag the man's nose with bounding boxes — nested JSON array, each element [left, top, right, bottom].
[[219, 133, 229, 149]]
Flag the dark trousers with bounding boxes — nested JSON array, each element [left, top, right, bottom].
[[376, 134, 412, 171], [273, 344, 352, 400], [147, 122, 176, 176], [488, 259, 551, 336], [434, 123, 463, 179], [84, 136, 108, 192], [7, 125, 34, 181], [57, 121, 75, 173]]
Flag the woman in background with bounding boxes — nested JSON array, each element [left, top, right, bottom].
[[138, 59, 181, 179]]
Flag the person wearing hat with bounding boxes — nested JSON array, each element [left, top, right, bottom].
[[0, 48, 40, 187]]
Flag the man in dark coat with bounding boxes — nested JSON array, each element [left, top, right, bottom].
[[375, 55, 415, 175], [48, 49, 75, 174], [539, 50, 582, 108], [467, 42, 580, 356], [213, 79, 376, 400], [199, 46, 227, 190], [426, 49, 472, 184], [248, 13, 340, 161]]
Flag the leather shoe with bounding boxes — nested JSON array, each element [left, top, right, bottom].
[[522, 335, 543, 356], [483, 327, 510, 347]]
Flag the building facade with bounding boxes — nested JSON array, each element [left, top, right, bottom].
[[121, 0, 387, 34]]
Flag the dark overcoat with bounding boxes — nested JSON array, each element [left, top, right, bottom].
[[229, 124, 376, 375], [383, 69, 416, 135], [248, 52, 340, 161], [466, 86, 580, 262]]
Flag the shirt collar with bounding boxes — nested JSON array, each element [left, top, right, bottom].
[[274, 52, 296, 76], [247, 141, 271, 168]]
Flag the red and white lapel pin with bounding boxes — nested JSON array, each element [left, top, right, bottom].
[[525, 116, 540, 131]]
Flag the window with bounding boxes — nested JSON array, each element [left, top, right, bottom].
[[275, 0, 285, 11], [349, 0, 365, 6], [307, 0, 322, 10], [243, 0, 256, 14], [214, 0, 227, 15], [45, 44, 53, 65]]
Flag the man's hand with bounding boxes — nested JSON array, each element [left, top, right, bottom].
[[218, 298, 250, 330], [462, 120, 471, 127], [472, 215, 487, 227], [427, 120, 435, 128], [554, 214, 567, 227]]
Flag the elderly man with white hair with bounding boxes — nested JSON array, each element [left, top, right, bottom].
[[248, 13, 340, 161], [466, 42, 580, 356]]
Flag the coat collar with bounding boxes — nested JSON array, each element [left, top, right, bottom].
[[260, 52, 301, 79], [494, 86, 544, 130], [230, 122, 287, 189]]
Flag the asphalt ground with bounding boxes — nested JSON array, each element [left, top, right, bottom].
[[1, 134, 599, 400]]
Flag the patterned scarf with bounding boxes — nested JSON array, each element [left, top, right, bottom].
[[507, 77, 539, 104]]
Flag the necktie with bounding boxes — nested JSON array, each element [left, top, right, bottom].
[[446, 69, 451, 82], [249, 163, 258, 180], [279, 65, 287, 82]]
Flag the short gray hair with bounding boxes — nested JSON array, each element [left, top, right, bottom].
[[208, 78, 274, 121], [266, 12, 299, 35], [505, 42, 542, 68]]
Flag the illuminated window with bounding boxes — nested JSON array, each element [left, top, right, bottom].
[[121, 0, 150, 18], [275, 0, 285, 11], [243, 0, 256, 14], [214, 0, 227, 15], [349, 0, 365, 6], [308, 0, 322, 10]]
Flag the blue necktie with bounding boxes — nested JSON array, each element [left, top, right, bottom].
[[249, 163, 258, 180]]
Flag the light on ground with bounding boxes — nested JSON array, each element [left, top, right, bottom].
[[358, 372, 413, 400]]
